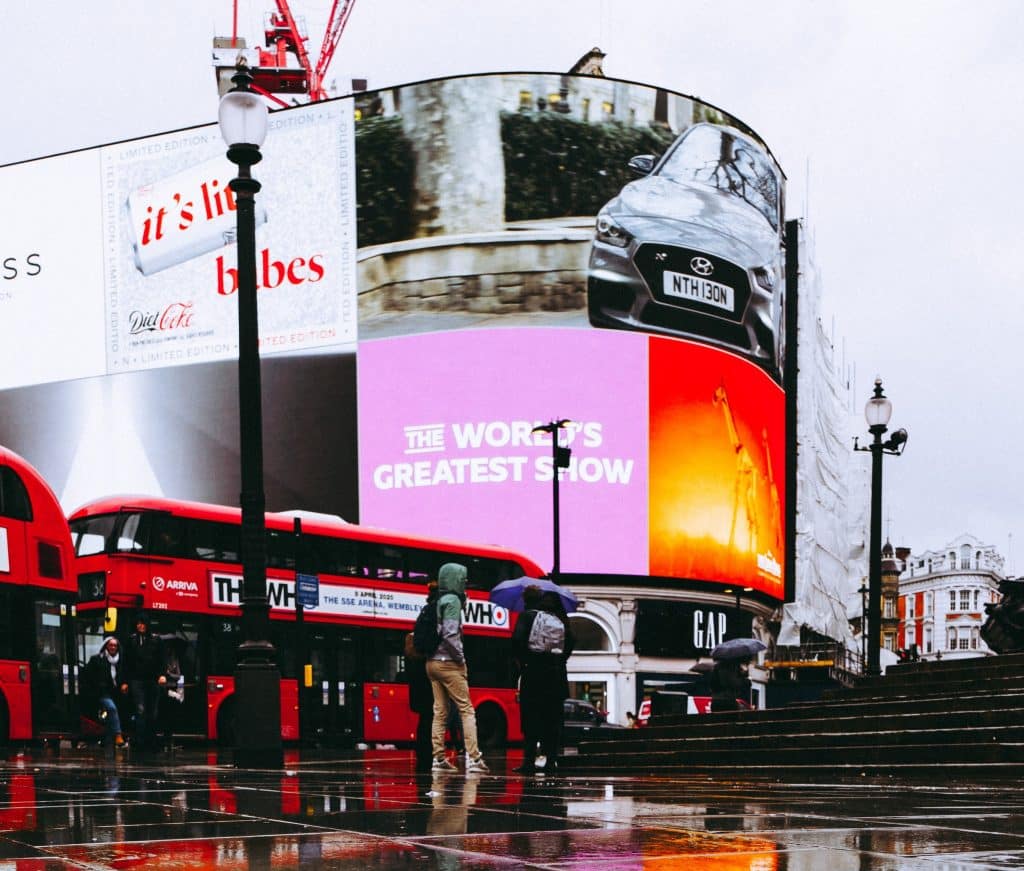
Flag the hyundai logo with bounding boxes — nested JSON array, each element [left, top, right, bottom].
[[690, 256, 714, 276]]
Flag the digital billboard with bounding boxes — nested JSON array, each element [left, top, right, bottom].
[[352, 73, 787, 598], [0, 71, 789, 601]]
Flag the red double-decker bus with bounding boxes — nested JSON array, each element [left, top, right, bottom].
[[0, 447, 78, 743], [68, 495, 544, 747]]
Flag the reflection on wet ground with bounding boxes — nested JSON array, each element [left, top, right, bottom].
[[0, 746, 1021, 868]]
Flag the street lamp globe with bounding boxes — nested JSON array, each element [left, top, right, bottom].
[[864, 378, 893, 430], [218, 86, 268, 150]]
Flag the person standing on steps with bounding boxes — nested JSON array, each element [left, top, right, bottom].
[[426, 563, 489, 773], [710, 656, 751, 712]]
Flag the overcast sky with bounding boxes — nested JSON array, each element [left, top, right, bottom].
[[5, 1, 1023, 571]]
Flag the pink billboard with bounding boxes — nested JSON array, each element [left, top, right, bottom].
[[358, 327, 650, 575]]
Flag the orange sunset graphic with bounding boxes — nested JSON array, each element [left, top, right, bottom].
[[648, 338, 785, 597]]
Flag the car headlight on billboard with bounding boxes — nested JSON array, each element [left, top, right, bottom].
[[595, 211, 633, 249], [752, 264, 778, 293]]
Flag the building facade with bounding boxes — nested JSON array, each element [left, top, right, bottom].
[[898, 533, 1005, 661], [564, 584, 774, 724]]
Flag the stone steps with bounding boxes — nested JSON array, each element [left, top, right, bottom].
[[565, 655, 1024, 779]]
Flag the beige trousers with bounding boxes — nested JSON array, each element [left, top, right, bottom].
[[426, 659, 480, 759]]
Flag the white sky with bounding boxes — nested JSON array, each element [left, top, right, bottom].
[[5, 0, 1023, 571]]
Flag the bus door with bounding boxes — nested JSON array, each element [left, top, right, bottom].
[[301, 627, 361, 746], [32, 598, 76, 735]]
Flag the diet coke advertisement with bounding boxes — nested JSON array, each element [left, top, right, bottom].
[[101, 100, 357, 374]]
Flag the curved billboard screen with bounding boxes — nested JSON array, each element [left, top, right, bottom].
[[0, 72, 787, 600]]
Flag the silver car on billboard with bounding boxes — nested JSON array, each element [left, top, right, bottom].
[[587, 123, 786, 383]]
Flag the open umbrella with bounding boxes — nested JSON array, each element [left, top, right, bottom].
[[710, 637, 767, 662], [489, 577, 578, 613]]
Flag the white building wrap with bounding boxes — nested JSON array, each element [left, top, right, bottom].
[[778, 222, 867, 646]]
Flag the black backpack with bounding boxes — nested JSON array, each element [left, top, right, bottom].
[[411, 601, 442, 658]]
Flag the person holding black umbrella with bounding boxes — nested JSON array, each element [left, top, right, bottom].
[[709, 636, 764, 712], [710, 656, 751, 712], [512, 587, 574, 773]]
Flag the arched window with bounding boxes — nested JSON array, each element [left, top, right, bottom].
[[0, 466, 32, 521], [960, 544, 971, 570], [567, 615, 612, 652], [976, 550, 982, 569]]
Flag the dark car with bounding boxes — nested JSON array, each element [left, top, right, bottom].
[[587, 122, 786, 383], [561, 699, 626, 745]]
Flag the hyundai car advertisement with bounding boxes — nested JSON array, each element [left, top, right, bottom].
[[0, 71, 789, 600]]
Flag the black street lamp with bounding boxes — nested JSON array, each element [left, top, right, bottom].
[[858, 582, 869, 670], [219, 61, 282, 767], [531, 419, 572, 582], [853, 378, 908, 677]]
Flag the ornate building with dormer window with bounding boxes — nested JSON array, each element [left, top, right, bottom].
[[898, 533, 1005, 661]]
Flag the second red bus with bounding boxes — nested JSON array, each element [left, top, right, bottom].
[[69, 495, 544, 747]]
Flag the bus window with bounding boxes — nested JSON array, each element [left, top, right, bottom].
[[115, 513, 147, 553], [149, 514, 188, 558], [32, 600, 66, 730], [206, 617, 245, 674], [72, 514, 118, 557], [0, 467, 32, 521], [266, 529, 296, 571], [77, 611, 109, 665], [367, 544, 403, 579], [404, 548, 450, 582], [191, 520, 240, 563], [309, 535, 360, 577]]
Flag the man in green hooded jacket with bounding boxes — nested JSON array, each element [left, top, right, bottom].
[[426, 562, 489, 773]]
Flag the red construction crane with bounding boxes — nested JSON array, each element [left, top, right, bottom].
[[214, 0, 357, 106]]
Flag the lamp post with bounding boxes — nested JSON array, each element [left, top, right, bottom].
[[853, 378, 908, 677], [531, 419, 572, 582], [858, 582, 868, 671], [219, 61, 282, 767]]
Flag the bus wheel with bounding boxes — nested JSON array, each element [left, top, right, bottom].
[[216, 699, 237, 746], [475, 703, 507, 748]]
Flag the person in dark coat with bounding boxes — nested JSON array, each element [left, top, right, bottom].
[[81, 636, 130, 747], [710, 657, 751, 712], [406, 582, 439, 771], [157, 636, 188, 752], [511, 587, 574, 773], [126, 614, 166, 750]]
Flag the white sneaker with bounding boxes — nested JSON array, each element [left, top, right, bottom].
[[466, 754, 489, 773], [432, 756, 457, 772]]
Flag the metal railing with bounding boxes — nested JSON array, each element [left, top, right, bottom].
[[765, 643, 863, 685]]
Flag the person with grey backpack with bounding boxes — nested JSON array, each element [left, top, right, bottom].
[[511, 587, 574, 773]]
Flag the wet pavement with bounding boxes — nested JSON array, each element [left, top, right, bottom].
[[0, 745, 1023, 869]]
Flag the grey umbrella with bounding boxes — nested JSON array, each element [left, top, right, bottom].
[[710, 637, 767, 662]]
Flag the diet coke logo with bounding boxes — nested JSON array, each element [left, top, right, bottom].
[[128, 301, 195, 335]]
